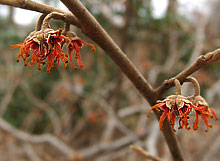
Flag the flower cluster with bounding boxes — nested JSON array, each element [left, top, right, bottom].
[[148, 78, 218, 132], [190, 95, 218, 132], [148, 95, 197, 131], [11, 13, 95, 74]]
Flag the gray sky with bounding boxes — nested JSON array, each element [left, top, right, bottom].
[[0, 0, 210, 25]]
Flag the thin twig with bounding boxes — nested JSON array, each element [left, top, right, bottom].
[[156, 48, 220, 97], [81, 130, 148, 159], [0, 80, 19, 116], [23, 143, 41, 161], [130, 145, 165, 161]]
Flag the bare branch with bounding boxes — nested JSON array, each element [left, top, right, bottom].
[[0, 80, 19, 116], [206, 79, 220, 103], [193, 130, 220, 161], [0, 0, 81, 27], [130, 145, 165, 161], [156, 48, 220, 97], [23, 143, 41, 161], [81, 131, 148, 159], [145, 123, 160, 156], [0, 117, 77, 157]]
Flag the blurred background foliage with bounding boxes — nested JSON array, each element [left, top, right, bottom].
[[0, 0, 219, 161]]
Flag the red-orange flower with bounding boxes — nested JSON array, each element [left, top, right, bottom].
[[45, 29, 72, 73], [10, 31, 40, 66], [11, 29, 95, 74], [148, 95, 196, 131], [190, 96, 218, 132], [66, 31, 95, 69]]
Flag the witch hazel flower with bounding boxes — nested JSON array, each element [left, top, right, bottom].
[[185, 77, 218, 132], [65, 31, 95, 69], [148, 77, 218, 132], [148, 79, 196, 131], [10, 12, 95, 74]]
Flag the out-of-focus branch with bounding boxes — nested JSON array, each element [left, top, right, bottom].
[[20, 81, 62, 136], [81, 130, 148, 159], [187, 14, 207, 66], [0, 117, 77, 157], [93, 96, 139, 140], [201, 135, 220, 161], [0, 80, 19, 116], [118, 105, 146, 118], [86, 0, 124, 28], [130, 145, 165, 161], [193, 130, 220, 161], [206, 79, 220, 103], [145, 123, 160, 156], [0, 0, 81, 27], [23, 143, 41, 161], [96, 148, 131, 161]]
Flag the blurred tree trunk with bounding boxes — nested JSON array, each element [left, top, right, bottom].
[[166, 0, 177, 15], [8, 6, 14, 25], [111, 0, 134, 108], [206, 0, 220, 41]]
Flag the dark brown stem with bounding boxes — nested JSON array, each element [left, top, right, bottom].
[[184, 77, 200, 96], [36, 13, 47, 31], [174, 79, 181, 95], [64, 23, 70, 33]]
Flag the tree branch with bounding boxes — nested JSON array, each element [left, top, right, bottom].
[[130, 145, 165, 161], [59, 1, 184, 161], [156, 48, 220, 97], [0, 0, 81, 28], [60, 0, 155, 105]]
